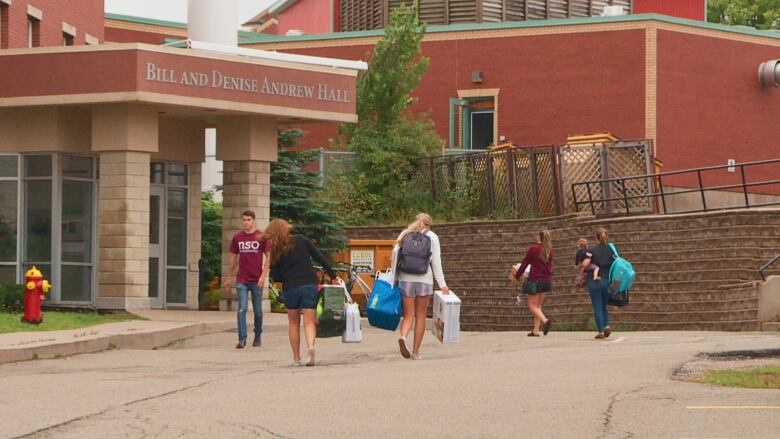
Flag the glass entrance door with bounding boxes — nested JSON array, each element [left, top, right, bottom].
[[148, 186, 164, 309]]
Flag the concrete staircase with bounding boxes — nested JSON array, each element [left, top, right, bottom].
[[347, 209, 780, 331]]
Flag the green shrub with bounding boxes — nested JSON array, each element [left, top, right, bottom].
[[204, 289, 223, 310], [0, 284, 24, 313]]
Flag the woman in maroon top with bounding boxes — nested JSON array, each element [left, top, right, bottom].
[[513, 230, 554, 337]]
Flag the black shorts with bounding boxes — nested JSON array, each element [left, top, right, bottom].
[[522, 279, 553, 295]]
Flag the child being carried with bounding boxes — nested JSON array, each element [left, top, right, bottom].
[[574, 238, 600, 286]]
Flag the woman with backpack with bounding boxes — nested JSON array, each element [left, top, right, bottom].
[[394, 213, 448, 360], [580, 227, 614, 340], [512, 230, 554, 337], [264, 219, 339, 367]]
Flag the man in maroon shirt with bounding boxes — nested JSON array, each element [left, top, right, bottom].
[[223, 210, 270, 348]]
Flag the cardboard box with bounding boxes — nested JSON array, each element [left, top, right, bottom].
[[432, 290, 461, 343]]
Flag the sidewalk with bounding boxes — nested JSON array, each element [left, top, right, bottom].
[[0, 301, 287, 364]]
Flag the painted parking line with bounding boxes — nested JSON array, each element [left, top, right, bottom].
[[686, 406, 780, 410]]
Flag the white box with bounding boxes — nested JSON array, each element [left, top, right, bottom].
[[432, 291, 461, 343]]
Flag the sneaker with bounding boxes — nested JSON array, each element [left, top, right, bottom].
[[252, 336, 262, 347], [542, 319, 553, 336], [291, 360, 303, 367], [595, 333, 606, 340], [603, 326, 612, 338], [411, 353, 422, 360], [398, 337, 411, 359], [306, 347, 316, 367], [235, 339, 246, 349], [527, 332, 540, 337]]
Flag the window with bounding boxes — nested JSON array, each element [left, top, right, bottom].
[[18, 154, 98, 303], [27, 17, 40, 48], [166, 164, 188, 304], [23, 155, 52, 290], [0, 4, 8, 49], [62, 22, 76, 46], [60, 156, 96, 302], [0, 155, 19, 284]]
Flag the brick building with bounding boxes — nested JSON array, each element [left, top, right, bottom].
[[0, 1, 363, 310]]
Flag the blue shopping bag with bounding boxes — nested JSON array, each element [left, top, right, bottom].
[[366, 277, 402, 331]]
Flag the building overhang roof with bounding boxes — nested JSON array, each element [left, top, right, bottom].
[[0, 43, 359, 123], [237, 13, 780, 45]]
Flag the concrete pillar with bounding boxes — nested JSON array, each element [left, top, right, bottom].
[[216, 116, 277, 307], [92, 104, 158, 310], [187, 164, 202, 308]]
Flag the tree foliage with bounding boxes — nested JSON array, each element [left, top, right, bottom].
[[200, 190, 223, 280], [708, 0, 780, 29], [333, 1, 444, 225], [271, 129, 347, 259]]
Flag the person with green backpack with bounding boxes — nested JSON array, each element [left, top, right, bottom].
[[265, 219, 338, 367]]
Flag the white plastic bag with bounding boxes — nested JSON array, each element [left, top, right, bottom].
[[340, 279, 362, 343]]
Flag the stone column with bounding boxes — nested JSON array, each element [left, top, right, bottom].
[[216, 116, 277, 309], [92, 104, 157, 310], [186, 164, 203, 308]]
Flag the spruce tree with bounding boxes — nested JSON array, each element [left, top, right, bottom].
[[271, 129, 347, 259]]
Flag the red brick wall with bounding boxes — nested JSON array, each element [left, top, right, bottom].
[[277, 0, 332, 35], [104, 26, 182, 45], [656, 30, 780, 193], [633, 0, 705, 21], [1, 0, 103, 48], [275, 29, 647, 151]]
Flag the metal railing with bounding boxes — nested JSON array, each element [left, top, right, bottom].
[[572, 158, 780, 216], [759, 255, 780, 282]]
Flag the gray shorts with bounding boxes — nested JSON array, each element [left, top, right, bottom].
[[398, 281, 433, 298]]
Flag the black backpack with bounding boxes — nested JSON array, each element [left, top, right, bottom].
[[397, 232, 432, 275]]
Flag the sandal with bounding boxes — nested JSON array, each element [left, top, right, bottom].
[[527, 332, 540, 337]]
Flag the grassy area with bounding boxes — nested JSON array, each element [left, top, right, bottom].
[[0, 311, 143, 334], [702, 366, 780, 389]]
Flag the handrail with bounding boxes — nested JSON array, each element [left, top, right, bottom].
[[572, 157, 780, 216], [759, 255, 780, 282]]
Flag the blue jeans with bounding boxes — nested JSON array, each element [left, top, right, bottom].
[[236, 282, 263, 341], [587, 278, 610, 332]]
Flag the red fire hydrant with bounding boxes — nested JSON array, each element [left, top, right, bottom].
[[22, 266, 51, 324]]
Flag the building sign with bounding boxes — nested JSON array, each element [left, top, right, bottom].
[[145, 62, 350, 103], [350, 249, 374, 273]]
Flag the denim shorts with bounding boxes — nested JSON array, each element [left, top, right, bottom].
[[398, 281, 433, 298], [282, 283, 319, 310], [522, 279, 553, 295]]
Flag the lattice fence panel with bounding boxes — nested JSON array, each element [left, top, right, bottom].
[[469, 155, 493, 214], [606, 142, 653, 213], [561, 145, 604, 213], [533, 150, 558, 216], [513, 151, 534, 215], [489, 154, 511, 215]]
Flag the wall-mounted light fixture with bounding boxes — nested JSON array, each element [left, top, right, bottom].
[[758, 59, 779, 88], [471, 71, 483, 84]]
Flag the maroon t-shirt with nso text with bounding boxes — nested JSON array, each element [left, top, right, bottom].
[[230, 231, 268, 284]]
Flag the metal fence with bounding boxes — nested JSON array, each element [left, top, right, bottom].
[[418, 140, 653, 218], [572, 157, 780, 217], [318, 149, 355, 185]]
